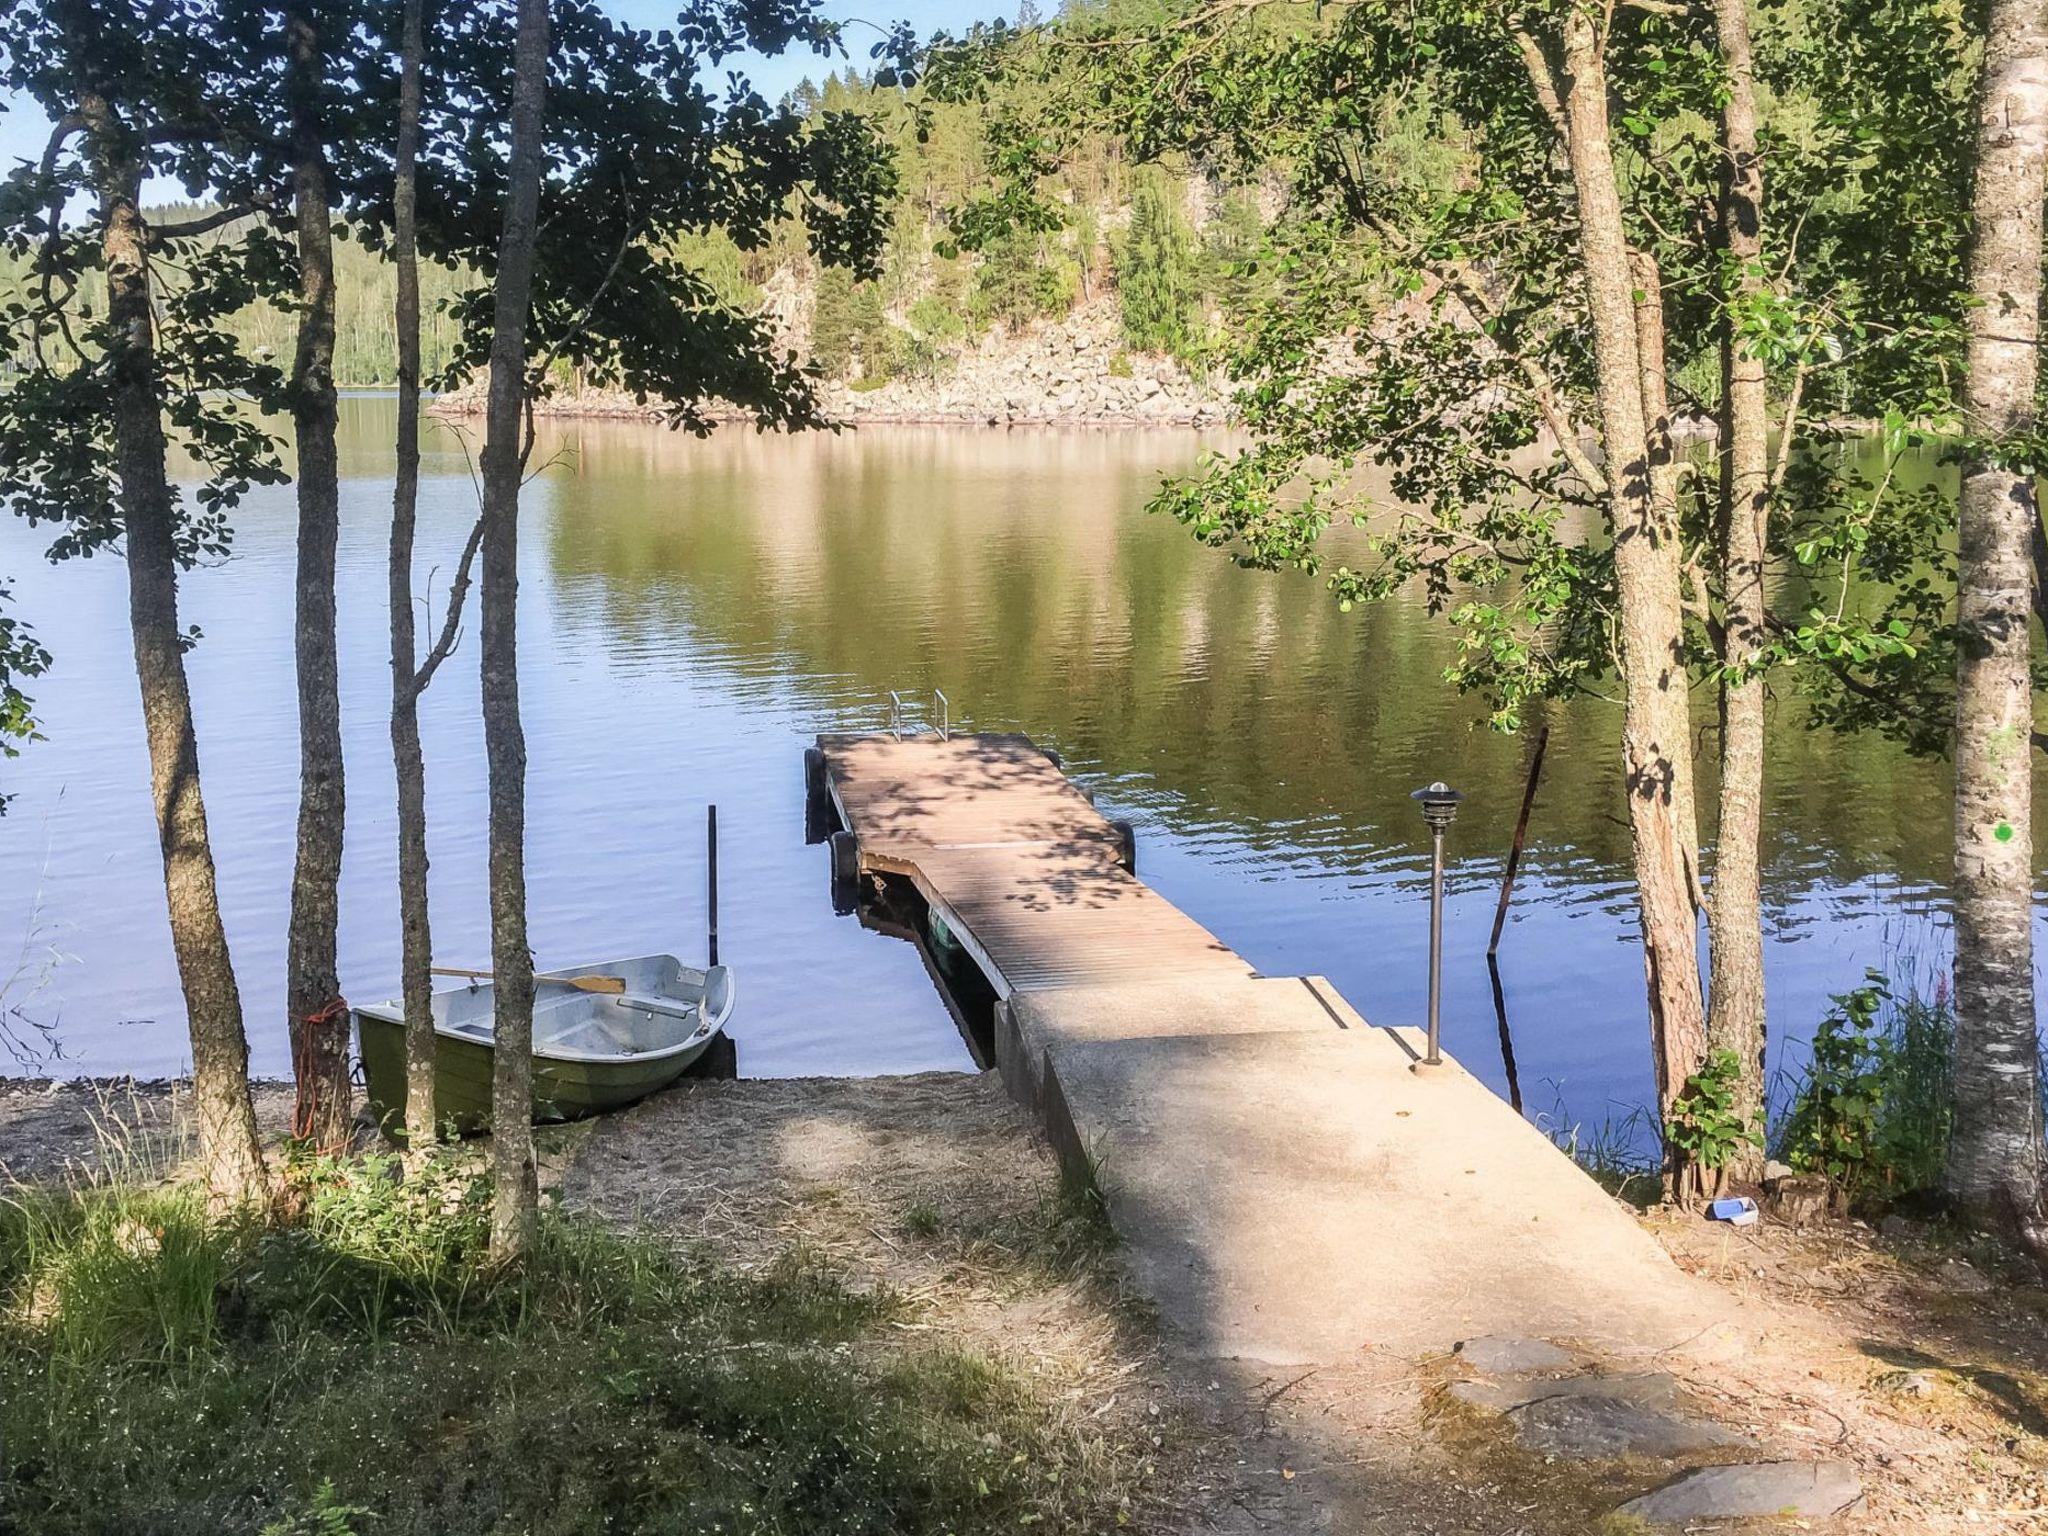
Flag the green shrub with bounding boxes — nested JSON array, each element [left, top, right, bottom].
[[905, 295, 967, 348], [1664, 1048, 1762, 1191], [1776, 969, 1954, 1204]]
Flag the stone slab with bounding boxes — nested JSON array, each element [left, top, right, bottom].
[[1508, 1393, 1744, 1459], [1450, 1370, 1683, 1415], [1619, 1461, 1863, 1522], [1454, 1335, 1576, 1375]]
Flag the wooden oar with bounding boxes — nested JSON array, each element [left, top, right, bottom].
[[431, 966, 626, 995]]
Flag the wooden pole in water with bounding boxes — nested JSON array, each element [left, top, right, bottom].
[[707, 803, 720, 968], [1487, 725, 1550, 957]]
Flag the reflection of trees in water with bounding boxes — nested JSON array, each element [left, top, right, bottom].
[[532, 419, 2008, 899]]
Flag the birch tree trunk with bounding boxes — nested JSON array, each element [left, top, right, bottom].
[[83, 93, 267, 1209], [1949, 0, 2048, 1234], [1709, 0, 1771, 1177], [483, 0, 551, 1264], [389, 0, 437, 1159], [283, 3, 350, 1152], [1557, 13, 1710, 1170]]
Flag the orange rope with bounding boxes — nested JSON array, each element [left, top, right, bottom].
[[291, 994, 352, 1147]]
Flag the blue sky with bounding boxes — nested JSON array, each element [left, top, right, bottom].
[[0, 0, 1012, 184]]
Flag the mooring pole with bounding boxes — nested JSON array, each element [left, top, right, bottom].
[[1410, 782, 1464, 1069], [1488, 725, 1549, 957], [1487, 953, 1525, 1112], [707, 803, 720, 968]]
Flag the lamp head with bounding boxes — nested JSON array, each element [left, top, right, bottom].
[[1410, 781, 1464, 831]]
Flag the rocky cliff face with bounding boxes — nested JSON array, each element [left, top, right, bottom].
[[433, 296, 1230, 427]]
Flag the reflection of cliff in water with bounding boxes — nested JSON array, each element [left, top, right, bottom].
[[534, 417, 2022, 905]]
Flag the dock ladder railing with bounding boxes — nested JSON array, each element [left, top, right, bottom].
[[885, 689, 952, 741]]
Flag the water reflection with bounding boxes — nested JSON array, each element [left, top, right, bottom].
[[0, 398, 2033, 1136]]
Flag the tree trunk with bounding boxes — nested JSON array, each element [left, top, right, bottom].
[[1708, 0, 1771, 1179], [85, 94, 267, 1209], [1949, 0, 2048, 1235], [390, 0, 436, 1161], [283, 4, 350, 1153], [1557, 13, 1710, 1180], [483, 0, 551, 1264]]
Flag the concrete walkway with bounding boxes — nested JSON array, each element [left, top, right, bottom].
[[1002, 975, 1724, 1366], [815, 731, 1728, 1370], [812, 732, 1879, 1526]]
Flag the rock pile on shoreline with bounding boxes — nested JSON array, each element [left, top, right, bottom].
[[432, 297, 1231, 427]]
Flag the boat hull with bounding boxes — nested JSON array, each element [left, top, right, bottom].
[[355, 1006, 718, 1139]]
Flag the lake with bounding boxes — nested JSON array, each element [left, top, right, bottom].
[[0, 396, 2029, 1142]]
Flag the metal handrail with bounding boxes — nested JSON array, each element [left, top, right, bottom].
[[887, 690, 907, 740], [933, 689, 950, 740]]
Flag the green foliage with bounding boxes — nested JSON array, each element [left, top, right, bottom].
[[1778, 970, 1955, 1200], [0, 582, 49, 813], [809, 266, 896, 380], [924, 0, 1979, 745], [1664, 1050, 1764, 1173], [1199, 187, 1268, 323], [134, 217, 476, 389], [259, 1482, 372, 1536], [670, 228, 765, 315], [1112, 167, 1202, 358], [0, 1156, 1149, 1534], [891, 293, 967, 381], [970, 224, 1074, 329], [810, 264, 862, 376]]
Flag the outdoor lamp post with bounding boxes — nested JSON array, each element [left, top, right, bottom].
[[1410, 781, 1464, 1068]]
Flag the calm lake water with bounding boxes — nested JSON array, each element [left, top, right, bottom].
[[0, 396, 2036, 1138]]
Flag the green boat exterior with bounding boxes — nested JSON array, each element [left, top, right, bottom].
[[353, 954, 733, 1139]]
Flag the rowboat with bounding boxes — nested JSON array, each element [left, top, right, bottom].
[[353, 954, 735, 1138]]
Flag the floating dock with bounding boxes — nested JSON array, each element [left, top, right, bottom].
[[814, 731, 1247, 994], [811, 728, 1726, 1364]]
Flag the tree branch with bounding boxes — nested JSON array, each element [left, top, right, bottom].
[[408, 515, 486, 699], [1511, 29, 1569, 148], [147, 197, 275, 245], [1442, 267, 1611, 498]]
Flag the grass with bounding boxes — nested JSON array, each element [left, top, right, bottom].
[[0, 1150, 1152, 1535]]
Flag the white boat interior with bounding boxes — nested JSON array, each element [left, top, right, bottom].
[[356, 953, 735, 1063]]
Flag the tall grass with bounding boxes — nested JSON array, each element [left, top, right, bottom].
[[1532, 1092, 1663, 1207], [0, 1150, 1151, 1535], [1538, 961, 1972, 1211], [1773, 964, 1957, 1205]]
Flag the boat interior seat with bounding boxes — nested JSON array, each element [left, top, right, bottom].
[[615, 993, 702, 1024]]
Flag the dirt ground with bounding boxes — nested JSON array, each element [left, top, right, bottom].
[[0, 1076, 298, 1183], [6, 1070, 2046, 1532]]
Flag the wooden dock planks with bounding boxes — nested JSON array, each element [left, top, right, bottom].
[[818, 732, 1250, 996]]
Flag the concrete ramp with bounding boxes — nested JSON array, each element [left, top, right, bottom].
[[1008, 978, 1722, 1365]]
